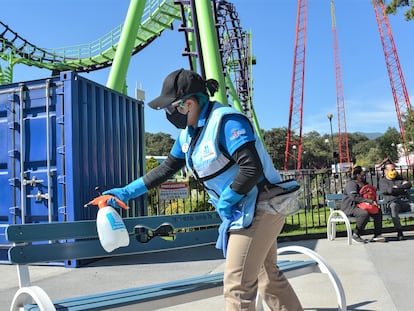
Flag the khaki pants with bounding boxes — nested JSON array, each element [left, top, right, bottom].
[[224, 209, 303, 311]]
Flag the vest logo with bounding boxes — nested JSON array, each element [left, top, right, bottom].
[[230, 128, 247, 141], [201, 141, 216, 161]]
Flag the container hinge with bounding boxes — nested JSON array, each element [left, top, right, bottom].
[[9, 206, 20, 215], [57, 175, 66, 184], [57, 146, 65, 155], [27, 191, 49, 202], [7, 121, 18, 130], [58, 206, 67, 215], [7, 93, 18, 104], [8, 149, 18, 158], [23, 176, 44, 187], [57, 115, 64, 124], [8, 178, 19, 187], [56, 86, 64, 95]]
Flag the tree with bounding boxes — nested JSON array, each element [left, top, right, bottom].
[[145, 157, 161, 215], [302, 132, 331, 169], [145, 132, 175, 156], [375, 127, 400, 161], [385, 0, 414, 21], [353, 141, 382, 168], [262, 127, 288, 169], [402, 109, 414, 143], [347, 132, 370, 162]]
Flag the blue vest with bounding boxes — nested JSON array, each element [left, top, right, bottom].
[[178, 103, 282, 229]]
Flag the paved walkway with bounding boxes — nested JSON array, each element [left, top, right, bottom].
[[1, 230, 413, 311]]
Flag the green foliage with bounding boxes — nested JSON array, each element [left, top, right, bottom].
[[262, 127, 288, 169], [144, 124, 403, 172], [402, 109, 414, 143], [375, 127, 400, 161], [385, 0, 414, 21], [260, 127, 397, 169], [145, 157, 161, 216], [351, 138, 381, 168], [146, 156, 160, 172], [145, 132, 175, 156], [301, 133, 331, 169]]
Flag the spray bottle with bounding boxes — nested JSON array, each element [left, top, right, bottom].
[[85, 193, 130, 253]]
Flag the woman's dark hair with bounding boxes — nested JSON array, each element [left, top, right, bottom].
[[206, 79, 219, 96], [351, 165, 363, 180]]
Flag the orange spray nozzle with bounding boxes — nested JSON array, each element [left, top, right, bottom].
[[85, 194, 129, 210]]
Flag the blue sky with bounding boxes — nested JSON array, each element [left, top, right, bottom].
[[1, 0, 413, 138]]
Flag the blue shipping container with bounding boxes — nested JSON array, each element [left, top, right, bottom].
[[0, 72, 146, 256]]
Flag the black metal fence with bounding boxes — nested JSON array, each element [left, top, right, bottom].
[[144, 167, 414, 235]]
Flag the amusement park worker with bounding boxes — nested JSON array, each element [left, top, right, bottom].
[[104, 68, 303, 310]]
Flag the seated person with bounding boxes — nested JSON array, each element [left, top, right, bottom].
[[341, 165, 385, 244], [378, 160, 414, 241]]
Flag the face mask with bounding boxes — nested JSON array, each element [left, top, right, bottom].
[[166, 109, 188, 129], [386, 170, 397, 179], [360, 175, 366, 183]]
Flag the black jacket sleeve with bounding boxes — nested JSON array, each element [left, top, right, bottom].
[[341, 180, 366, 214], [143, 154, 186, 189], [229, 141, 263, 194]]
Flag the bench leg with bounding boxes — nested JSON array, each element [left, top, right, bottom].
[[327, 211, 353, 245], [10, 286, 56, 311], [343, 216, 353, 246], [327, 214, 337, 240], [277, 245, 347, 311]]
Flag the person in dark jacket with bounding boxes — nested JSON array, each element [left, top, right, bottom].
[[341, 165, 385, 244], [379, 161, 414, 240]]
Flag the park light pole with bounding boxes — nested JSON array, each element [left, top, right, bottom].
[[327, 113, 337, 172], [292, 145, 297, 170]]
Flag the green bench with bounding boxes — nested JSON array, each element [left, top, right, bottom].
[[6, 212, 347, 311]]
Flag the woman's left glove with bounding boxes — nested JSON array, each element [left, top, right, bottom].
[[215, 185, 244, 258], [216, 185, 244, 219], [103, 177, 148, 208], [216, 209, 242, 258]]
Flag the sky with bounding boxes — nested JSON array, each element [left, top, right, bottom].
[[1, 0, 414, 139]]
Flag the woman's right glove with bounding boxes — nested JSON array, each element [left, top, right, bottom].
[[216, 185, 244, 219], [103, 177, 148, 208]]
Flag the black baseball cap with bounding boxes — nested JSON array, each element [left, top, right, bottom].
[[148, 69, 207, 110]]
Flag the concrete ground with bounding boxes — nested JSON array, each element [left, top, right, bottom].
[[1, 230, 413, 311]]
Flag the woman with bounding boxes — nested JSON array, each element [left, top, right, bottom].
[[341, 165, 385, 244], [104, 69, 302, 310]]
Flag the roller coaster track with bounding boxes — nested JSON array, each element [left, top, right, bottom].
[[215, 0, 253, 116], [214, 1, 261, 137], [0, 0, 256, 131], [0, 0, 181, 73]]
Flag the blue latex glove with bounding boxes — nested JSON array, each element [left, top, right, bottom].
[[217, 185, 244, 219], [216, 218, 232, 258], [216, 209, 242, 258], [103, 177, 147, 208]]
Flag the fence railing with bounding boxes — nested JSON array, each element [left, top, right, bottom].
[[142, 167, 414, 236]]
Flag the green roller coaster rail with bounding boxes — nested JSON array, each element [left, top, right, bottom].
[[195, 0, 228, 105], [0, 0, 181, 73], [107, 0, 147, 92], [0, 0, 264, 139]]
